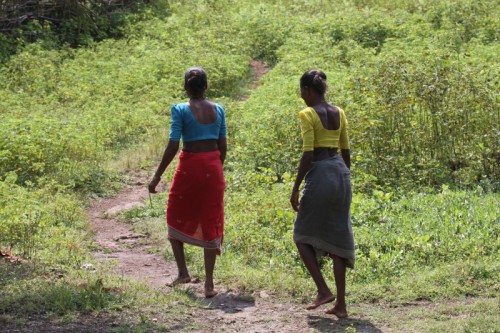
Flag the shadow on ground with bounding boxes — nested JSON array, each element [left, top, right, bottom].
[[308, 314, 383, 333], [0, 313, 196, 333], [0, 260, 37, 286], [183, 287, 256, 314]]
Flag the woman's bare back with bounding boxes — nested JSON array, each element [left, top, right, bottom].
[[187, 99, 217, 124], [313, 103, 340, 130]]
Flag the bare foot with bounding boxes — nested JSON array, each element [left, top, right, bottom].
[[166, 276, 191, 287], [205, 289, 218, 298], [325, 304, 348, 318], [204, 281, 218, 298], [306, 293, 335, 310]]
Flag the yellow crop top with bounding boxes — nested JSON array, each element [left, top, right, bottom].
[[299, 106, 350, 152]]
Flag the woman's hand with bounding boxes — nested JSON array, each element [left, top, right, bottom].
[[149, 140, 179, 194], [290, 190, 300, 212], [148, 176, 161, 193]]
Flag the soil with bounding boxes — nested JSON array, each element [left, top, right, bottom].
[[89, 171, 178, 289], [85, 171, 382, 333], [240, 60, 271, 101]]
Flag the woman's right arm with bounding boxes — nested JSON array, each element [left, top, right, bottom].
[[149, 105, 182, 193], [290, 151, 314, 211], [148, 140, 179, 193], [290, 110, 314, 211]]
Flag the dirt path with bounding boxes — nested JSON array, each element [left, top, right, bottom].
[[240, 59, 271, 101], [88, 171, 178, 288], [87, 171, 385, 333]]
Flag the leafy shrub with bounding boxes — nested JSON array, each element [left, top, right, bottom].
[[0, 0, 169, 62], [0, 275, 119, 316], [351, 187, 500, 282], [347, 46, 499, 188], [0, 173, 88, 265]]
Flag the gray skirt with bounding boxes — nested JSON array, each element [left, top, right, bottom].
[[293, 155, 355, 268]]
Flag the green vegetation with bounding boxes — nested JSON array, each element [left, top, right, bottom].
[[128, 184, 499, 303], [0, 0, 498, 331]]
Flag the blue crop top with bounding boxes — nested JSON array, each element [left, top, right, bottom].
[[169, 103, 227, 142]]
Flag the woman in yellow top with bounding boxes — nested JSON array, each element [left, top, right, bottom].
[[291, 69, 354, 318]]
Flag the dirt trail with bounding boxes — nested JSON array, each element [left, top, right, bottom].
[[87, 172, 382, 333], [88, 171, 177, 288]]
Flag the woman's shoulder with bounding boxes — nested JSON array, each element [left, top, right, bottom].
[[299, 106, 315, 115], [336, 106, 347, 119], [212, 102, 225, 116], [210, 101, 223, 108], [299, 107, 316, 124], [172, 102, 189, 112]]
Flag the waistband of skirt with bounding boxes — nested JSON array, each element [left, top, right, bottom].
[[313, 147, 339, 161], [314, 154, 342, 163], [179, 150, 220, 159]]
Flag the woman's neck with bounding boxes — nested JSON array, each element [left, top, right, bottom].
[[188, 93, 205, 101], [307, 95, 326, 107]]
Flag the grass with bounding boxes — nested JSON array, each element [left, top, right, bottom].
[[1, 185, 498, 332], [349, 297, 500, 333], [120, 182, 499, 299], [0, 259, 202, 330], [121, 194, 499, 306], [114, 182, 499, 333], [107, 128, 168, 174]]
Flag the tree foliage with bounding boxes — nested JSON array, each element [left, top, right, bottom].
[[0, 0, 159, 63]]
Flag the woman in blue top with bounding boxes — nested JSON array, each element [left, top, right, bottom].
[[149, 67, 227, 298]]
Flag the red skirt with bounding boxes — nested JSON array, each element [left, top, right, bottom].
[[166, 150, 225, 254]]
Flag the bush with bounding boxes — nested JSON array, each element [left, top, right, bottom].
[[0, 173, 88, 265]]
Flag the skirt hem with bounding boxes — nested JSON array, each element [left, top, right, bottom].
[[168, 226, 222, 255], [294, 234, 354, 269]]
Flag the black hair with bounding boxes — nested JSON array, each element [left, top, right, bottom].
[[184, 67, 208, 95], [300, 69, 327, 95]]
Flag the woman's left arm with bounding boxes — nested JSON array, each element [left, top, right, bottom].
[[218, 137, 227, 165], [341, 149, 350, 170], [290, 151, 313, 212], [339, 108, 350, 169], [217, 105, 227, 165]]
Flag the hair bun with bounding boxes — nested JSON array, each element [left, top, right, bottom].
[[300, 69, 328, 95], [184, 67, 208, 95], [314, 71, 327, 81]]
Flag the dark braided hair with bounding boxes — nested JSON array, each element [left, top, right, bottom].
[[300, 69, 327, 95], [184, 67, 208, 96]]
